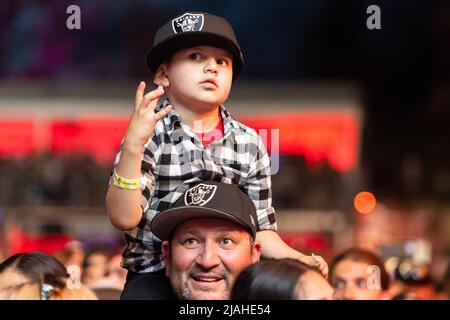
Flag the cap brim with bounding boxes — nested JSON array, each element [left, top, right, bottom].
[[147, 32, 244, 80], [151, 206, 255, 241]]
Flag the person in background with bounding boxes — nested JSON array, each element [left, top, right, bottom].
[[329, 248, 390, 300], [230, 258, 334, 300], [53, 240, 86, 271], [81, 247, 113, 287], [435, 264, 450, 300], [0, 251, 97, 300], [88, 250, 127, 300], [390, 258, 437, 300]]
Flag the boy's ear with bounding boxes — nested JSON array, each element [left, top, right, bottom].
[[153, 64, 170, 87]]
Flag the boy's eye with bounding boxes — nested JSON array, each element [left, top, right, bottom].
[[189, 53, 201, 60], [217, 58, 229, 66]]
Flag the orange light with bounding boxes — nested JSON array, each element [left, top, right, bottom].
[[354, 191, 376, 214]]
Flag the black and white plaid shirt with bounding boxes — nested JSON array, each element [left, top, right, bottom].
[[110, 100, 277, 273]]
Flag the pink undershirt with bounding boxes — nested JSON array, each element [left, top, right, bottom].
[[194, 115, 224, 146]]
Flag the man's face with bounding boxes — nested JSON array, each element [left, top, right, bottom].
[[331, 260, 384, 300], [162, 218, 261, 300], [161, 46, 233, 112]]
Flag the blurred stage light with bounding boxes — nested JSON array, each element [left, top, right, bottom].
[[354, 191, 376, 214]]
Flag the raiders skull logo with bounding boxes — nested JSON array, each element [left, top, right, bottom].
[[172, 13, 204, 33], [184, 183, 217, 206]]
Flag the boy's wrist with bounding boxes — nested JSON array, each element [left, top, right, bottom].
[[122, 140, 143, 155]]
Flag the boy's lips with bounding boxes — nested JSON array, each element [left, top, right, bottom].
[[200, 78, 218, 88]]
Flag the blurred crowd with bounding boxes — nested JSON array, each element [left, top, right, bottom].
[[0, 244, 448, 300], [0, 153, 344, 209], [0, 153, 110, 206]]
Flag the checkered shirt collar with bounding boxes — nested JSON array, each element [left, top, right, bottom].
[[158, 99, 240, 136]]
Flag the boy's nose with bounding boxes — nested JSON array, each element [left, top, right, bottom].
[[204, 58, 218, 74]]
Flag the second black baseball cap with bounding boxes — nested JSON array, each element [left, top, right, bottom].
[[151, 181, 257, 241], [147, 12, 244, 80]]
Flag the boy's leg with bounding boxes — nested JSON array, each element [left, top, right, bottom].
[[120, 269, 176, 300]]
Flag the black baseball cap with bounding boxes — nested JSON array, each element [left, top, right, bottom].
[[147, 12, 244, 80], [151, 181, 257, 241]]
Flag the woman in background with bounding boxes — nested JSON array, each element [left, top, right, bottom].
[[230, 258, 334, 300], [0, 251, 97, 300]]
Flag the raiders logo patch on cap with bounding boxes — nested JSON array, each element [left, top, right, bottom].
[[172, 13, 204, 33], [184, 183, 217, 206]]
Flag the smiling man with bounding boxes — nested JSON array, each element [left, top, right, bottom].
[[150, 181, 262, 300]]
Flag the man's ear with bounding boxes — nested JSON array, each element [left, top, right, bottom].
[[162, 241, 171, 276], [251, 240, 262, 263], [153, 64, 170, 87]]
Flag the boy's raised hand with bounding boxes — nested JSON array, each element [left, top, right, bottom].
[[123, 82, 172, 150]]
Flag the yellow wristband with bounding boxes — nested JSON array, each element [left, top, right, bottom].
[[113, 169, 140, 190]]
